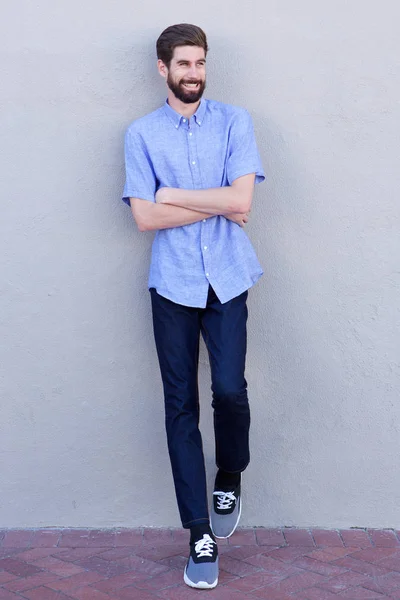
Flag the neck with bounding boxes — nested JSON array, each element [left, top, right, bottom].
[[167, 90, 201, 119]]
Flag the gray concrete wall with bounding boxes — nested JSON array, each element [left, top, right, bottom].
[[1, 0, 399, 528]]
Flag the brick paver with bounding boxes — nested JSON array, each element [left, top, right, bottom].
[[0, 527, 400, 599]]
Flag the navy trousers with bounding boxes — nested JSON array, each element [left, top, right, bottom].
[[150, 286, 250, 528]]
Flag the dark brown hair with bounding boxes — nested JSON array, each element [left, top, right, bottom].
[[156, 24, 208, 68]]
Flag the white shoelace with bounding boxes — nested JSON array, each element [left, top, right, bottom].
[[213, 490, 237, 510], [194, 534, 215, 558]]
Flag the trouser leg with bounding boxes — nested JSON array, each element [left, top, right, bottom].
[[200, 287, 250, 473], [150, 288, 209, 528]]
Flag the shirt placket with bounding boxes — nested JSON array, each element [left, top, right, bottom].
[[186, 118, 211, 283]]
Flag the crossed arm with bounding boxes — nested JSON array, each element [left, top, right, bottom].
[[130, 173, 255, 232]]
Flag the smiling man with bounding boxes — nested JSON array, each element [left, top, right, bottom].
[[122, 23, 265, 589]]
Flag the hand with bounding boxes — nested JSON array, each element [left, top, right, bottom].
[[155, 187, 169, 204], [225, 212, 250, 227]]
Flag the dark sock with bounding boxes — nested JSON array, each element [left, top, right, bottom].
[[190, 523, 213, 544], [215, 469, 241, 490]]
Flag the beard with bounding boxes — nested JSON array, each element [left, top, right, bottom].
[[167, 73, 206, 104]]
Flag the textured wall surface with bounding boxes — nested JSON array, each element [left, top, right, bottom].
[[1, 0, 399, 528]]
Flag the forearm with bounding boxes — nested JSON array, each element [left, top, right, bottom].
[[130, 197, 214, 231], [157, 186, 248, 215], [156, 173, 256, 214]]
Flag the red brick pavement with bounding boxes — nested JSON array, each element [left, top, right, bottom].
[[1, 528, 400, 599]]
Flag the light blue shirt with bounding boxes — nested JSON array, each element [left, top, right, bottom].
[[123, 98, 265, 308]]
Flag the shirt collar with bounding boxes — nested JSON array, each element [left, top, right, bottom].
[[163, 98, 207, 129], [193, 98, 206, 126]]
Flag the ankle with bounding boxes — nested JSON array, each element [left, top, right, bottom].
[[215, 469, 241, 490]]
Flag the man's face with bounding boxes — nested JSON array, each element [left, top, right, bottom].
[[164, 46, 206, 104]]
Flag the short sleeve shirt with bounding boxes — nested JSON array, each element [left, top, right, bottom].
[[123, 98, 265, 308]]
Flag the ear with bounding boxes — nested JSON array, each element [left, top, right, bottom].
[[157, 59, 168, 80]]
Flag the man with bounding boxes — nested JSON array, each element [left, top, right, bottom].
[[122, 23, 265, 589]]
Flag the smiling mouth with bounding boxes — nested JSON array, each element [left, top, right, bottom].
[[182, 82, 200, 89]]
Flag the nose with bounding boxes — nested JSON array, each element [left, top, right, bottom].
[[187, 64, 198, 79]]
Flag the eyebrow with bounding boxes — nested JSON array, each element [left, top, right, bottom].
[[176, 59, 206, 64]]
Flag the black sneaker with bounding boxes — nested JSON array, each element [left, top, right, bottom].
[[210, 480, 241, 538], [183, 533, 218, 589]]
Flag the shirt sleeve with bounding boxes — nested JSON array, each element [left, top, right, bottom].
[[122, 126, 157, 206], [226, 109, 265, 186]]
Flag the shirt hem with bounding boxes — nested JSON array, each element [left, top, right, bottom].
[[211, 271, 263, 304], [148, 286, 209, 308]]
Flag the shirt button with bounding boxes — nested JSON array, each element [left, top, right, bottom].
[[192, 161, 196, 165], [182, 118, 186, 122], [175, 125, 178, 129], [198, 121, 201, 125], [206, 272, 210, 277], [204, 246, 208, 250], [189, 132, 193, 136], [202, 219, 206, 223]]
